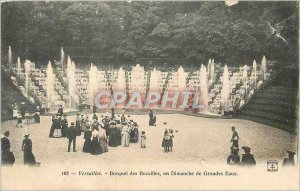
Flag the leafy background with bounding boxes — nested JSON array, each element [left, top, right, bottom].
[[1, 1, 298, 70]]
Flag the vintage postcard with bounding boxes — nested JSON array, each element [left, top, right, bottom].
[[1, 0, 299, 190]]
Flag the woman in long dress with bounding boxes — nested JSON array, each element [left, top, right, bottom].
[[108, 125, 117, 147], [116, 124, 122, 146], [121, 124, 130, 147], [22, 134, 37, 166], [99, 127, 108, 152], [149, 110, 154, 126], [83, 126, 92, 153], [129, 123, 139, 143], [90, 127, 102, 155], [81, 116, 87, 132], [61, 115, 68, 137]]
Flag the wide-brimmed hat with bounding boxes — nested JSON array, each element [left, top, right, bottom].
[[4, 131, 9, 136], [286, 151, 296, 156], [242, 146, 251, 152], [24, 133, 30, 137]]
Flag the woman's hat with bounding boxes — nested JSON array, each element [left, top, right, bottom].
[[4, 131, 9, 136], [24, 133, 30, 137], [242, 146, 251, 152], [286, 151, 296, 156]]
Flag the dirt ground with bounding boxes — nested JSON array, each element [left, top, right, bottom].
[[1, 113, 299, 190], [1, 113, 298, 165]]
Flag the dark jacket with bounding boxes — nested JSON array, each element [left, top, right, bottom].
[[241, 154, 256, 166], [1, 137, 10, 152], [67, 125, 77, 139]]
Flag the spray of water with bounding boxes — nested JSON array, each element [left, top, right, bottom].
[[46, 61, 55, 109], [221, 65, 230, 111], [200, 64, 208, 112]]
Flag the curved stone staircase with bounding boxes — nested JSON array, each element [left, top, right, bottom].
[[1, 71, 36, 121], [237, 68, 298, 133]]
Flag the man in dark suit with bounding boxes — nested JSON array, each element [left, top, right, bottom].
[[282, 151, 296, 167], [241, 146, 256, 166], [67, 122, 77, 152]]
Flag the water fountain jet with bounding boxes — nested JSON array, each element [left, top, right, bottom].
[[46, 61, 55, 110], [8, 46, 12, 69], [200, 64, 208, 112], [221, 65, 230, 111]]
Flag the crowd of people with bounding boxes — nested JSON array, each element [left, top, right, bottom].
[[1, 106, 297, 168], [48, 107, 145, 155], [12, 102, 41, 128]]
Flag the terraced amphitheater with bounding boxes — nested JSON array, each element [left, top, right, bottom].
[[1, 71, 36, 121], [238, 68, 299, 133]]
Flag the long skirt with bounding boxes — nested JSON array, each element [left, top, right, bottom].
[[169, 137, 173, 147], [108, 131, 118, 147], [161, 138, 171, 147], [1, 151, 15, 166], [121, 133, 129, 147], [149, 118, 154, 126], [82, 139, 92, 153], [61, 126, 68, 137], [99, 137, 108, 152], [116, 129, 122, 146], [24, 151, 36, 166], [134, 129, 139, 143], [130, 129, 139, 143], [91, 138, 102, 155]]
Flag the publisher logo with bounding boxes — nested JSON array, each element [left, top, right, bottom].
[[267, 160, 278, 172]]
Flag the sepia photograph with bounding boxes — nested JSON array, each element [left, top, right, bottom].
[[1, 0, 299, 190]]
